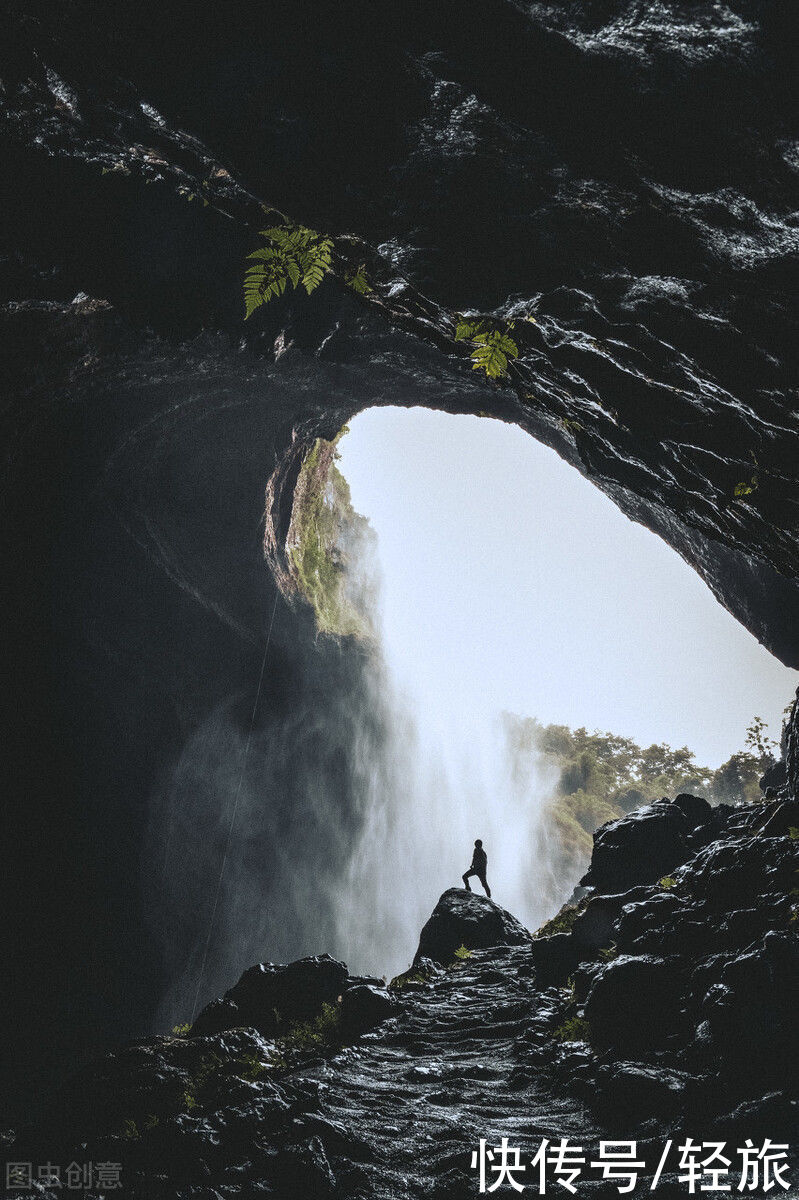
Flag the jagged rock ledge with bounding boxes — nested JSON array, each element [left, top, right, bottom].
[[5, 790, 798, 1197]]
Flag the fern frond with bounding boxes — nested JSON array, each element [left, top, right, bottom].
[[454, 317, 519, 378], [455, 318, 483, 342], [347, 266, 372, 294], [244, 224, 334, 315]]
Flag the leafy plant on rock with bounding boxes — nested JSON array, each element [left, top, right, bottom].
[[346, 265, 372, 295], [244, 224, 333, 317], [454, 317, 519, 380], [553, 1014, 592, 1043]]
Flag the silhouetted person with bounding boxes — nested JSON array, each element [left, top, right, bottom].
[[462, 839, 491, 898]]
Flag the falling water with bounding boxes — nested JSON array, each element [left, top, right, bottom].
[[329, 675, 565, 979], [150, 405, 798, 1020], [326, 422, 573, 979]]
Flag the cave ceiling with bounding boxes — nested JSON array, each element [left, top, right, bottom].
[[2, 0, 798, 662]]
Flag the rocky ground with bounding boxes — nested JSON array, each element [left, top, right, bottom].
[[5, 792, 798, 1198]]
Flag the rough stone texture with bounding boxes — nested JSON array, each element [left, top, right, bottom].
[[580, 799, 691, 891], [340, 985, 397, 1039], [2, 0, 799, 1122], [7, 793, 799, 1195], [192, 955, 349, 1039], [522, 793, 799, 1158], [413, 888, 532, 966]]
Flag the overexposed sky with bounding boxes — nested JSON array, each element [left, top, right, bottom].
[[337, 407, 797, 768]]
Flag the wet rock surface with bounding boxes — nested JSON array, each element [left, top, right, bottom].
[[191, 955, 350, 1040], [7, 795, 799, 1196], [522, 796, 799, 1152], [413, 888, 532, 966]]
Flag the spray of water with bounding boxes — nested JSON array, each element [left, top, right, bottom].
[[327, 613, 567, 979], [146, 419, 575, 1023]]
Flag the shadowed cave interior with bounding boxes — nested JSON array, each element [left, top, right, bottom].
[[2, 0, 799, 1187]]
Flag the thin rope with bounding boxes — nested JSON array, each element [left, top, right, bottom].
[[189, 590, 280, 1022]]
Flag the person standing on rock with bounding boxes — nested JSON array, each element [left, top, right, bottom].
[[462, 839, 491, 898]]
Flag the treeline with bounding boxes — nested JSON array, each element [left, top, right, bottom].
[[503, 710, 787, 884]]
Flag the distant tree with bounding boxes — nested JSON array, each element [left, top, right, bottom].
[[711, 751, 761, 806], [744, 716, 777, 767]]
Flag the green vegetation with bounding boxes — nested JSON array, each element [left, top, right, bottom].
[[553, 1014, 592, 1043], [275, 1001, 343, 1059], [244, 224, 333, 318], [504, 713, 783, 889], [171, 1022, 191, 1037], [659, 875, 677, 889], [533, 898, 588, 939], [390, 962, 436, 990], [598, 943, 618, 961], [183, 1051, 225, 1112], [454, 317, 519, 379], [733, 474, 758, 499], [347, 265, 372, 294], [453, 944, 473, 961], [287, 435, 376, 637]]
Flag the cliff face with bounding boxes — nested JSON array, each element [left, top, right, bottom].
[[1, 0, 798, 1120]]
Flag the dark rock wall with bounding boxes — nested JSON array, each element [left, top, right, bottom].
[[2, 0, 798, 1120]]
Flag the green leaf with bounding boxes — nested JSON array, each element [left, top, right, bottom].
[[347, 266, 372, 294], [243, 224, 334, 314], [455, 318, 483, 342]]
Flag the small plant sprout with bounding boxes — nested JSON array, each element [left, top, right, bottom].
[[659, 875, 677, 889], [553, 1015, 591, 1043], [453, 944, 473, 961]]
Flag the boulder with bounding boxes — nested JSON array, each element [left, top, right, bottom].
[[672, 793, 713, 828], [583, 954, 685, 1051], [581, 800, 691, 893], [341, 985, 397, 1038], [702, 932, 799, 1090], [529, 933, 585, 988], [192, 954, 348, 1039], [594, 1062, 687, 1124], [413, 889, 531, 966], [189, 997, 242, 1039], [571, 888, 652, 950], [758, 799, 799, 837], [688, 836, 799, 908]]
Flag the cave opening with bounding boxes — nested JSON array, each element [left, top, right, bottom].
[[290, 404, 798, 977]]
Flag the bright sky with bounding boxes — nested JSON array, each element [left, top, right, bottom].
[[337, 406, 797, 768]]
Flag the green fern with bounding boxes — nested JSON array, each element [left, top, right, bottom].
[[346, 265, 372, 295], [244, 224, 334, 318], [454, 317, 519, 379]]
